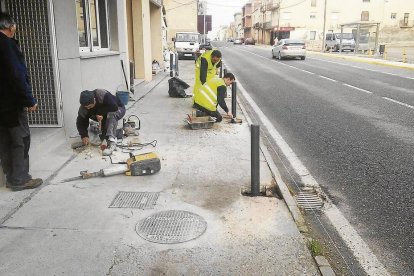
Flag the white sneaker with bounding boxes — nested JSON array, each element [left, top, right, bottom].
[[102, 141, 117, 156]]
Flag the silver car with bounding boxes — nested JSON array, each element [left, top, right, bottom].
[[272, 39, 306, 60]]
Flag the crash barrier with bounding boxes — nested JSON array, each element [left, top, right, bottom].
[[251, 124, 260, 196]]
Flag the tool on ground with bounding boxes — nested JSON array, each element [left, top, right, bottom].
[[60, 152, 161, 183]]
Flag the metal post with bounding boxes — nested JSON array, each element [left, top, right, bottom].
[[220, 64, 223, 78], [321, 0, 327, 52], [175, 52, 179, 76], [339, 25, 344, 53], [224, 68, 228, 76], [251, 124, 260, 196], [231, 81, 237, 122], [374, 23, 380, 55], [170, 53, 174, 77], [129, 60, 135, 94], [355, 24, 361, 54]]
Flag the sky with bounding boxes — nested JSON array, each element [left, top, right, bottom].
[[205, 0, 247, 37]]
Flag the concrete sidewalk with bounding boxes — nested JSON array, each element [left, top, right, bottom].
[[0, 60, 319, 275]]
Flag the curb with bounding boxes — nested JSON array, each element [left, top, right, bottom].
[[308, 51, 414, 70]]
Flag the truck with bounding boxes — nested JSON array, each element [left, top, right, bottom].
[[325, 33, 355, 52], [174, 32, 201, 59]]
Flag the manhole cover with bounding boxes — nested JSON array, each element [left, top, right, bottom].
[[109, 192, 159, 209], [297, 190, 323, 210], [135, 210, 207, 244]]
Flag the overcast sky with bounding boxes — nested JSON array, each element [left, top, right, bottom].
[[205, 0, 247, 36]]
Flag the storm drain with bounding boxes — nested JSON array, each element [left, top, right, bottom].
[[109, 192, 159, 209], [296, 190, 323, 210], [135, 210, 207, 244]]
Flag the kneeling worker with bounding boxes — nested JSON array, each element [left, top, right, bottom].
[[193, 73, 235, 122], [76, 89, 126, 156]]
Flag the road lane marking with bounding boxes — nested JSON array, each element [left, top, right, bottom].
[[382, 97, 414, 109], [343, 84, 373, 94], [223, 59, 390, 276], [318, 75, 337, 82]]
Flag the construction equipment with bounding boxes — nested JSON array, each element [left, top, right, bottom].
[[61, 152, 161, 183]]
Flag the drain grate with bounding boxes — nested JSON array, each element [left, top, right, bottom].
[[136, 210, 207, 244], [109, 192, 159, 209], [296, 190, 323, 210]]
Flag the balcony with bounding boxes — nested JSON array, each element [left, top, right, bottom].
[[399, 19, 414, 28], [253, 22, 261, 29], [266, 2, 280, 11], [263, 21, 272, 30]]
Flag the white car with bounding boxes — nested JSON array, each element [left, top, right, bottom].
[[272, 39, 306, 60], [233, 39, 242, 45]]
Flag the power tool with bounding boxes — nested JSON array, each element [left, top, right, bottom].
[[61, 152, 161, 183]]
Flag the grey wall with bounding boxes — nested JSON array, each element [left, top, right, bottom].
[[51, 0, 129, 137]]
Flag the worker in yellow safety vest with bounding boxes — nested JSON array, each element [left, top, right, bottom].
[[193, 50, 222, 101], [193, 73, 235, 122]]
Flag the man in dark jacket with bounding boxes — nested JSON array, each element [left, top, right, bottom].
[[76, 89, 126, 156], [0, 12, 43, 191]]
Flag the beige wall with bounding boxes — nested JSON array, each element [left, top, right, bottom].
[[164, 0, 198, 48], [150, 4, 163, 66]]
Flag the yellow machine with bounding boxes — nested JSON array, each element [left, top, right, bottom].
[[61, 152, 161, 182]]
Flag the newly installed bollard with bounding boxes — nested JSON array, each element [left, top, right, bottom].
[[251, 124, 260, 196], [170, 53, 174, 77], [231, 81, 237, 122], [129, 60, 135, 94], [220, 64, 223, 77], [175, 53, 179, 76], [224, 68, 228, 76]]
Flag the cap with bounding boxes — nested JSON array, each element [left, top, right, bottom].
[[79, 90, 95, 106]]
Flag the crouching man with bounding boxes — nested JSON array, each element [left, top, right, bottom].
[[193, 73, 235, 122], [76, 89, 126, 156]]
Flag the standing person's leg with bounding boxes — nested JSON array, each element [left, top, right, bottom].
[[0, 126, 12, 183], [7, 110, 42, 191]]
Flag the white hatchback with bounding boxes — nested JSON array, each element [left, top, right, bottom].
[[272, 39, 306, 60]]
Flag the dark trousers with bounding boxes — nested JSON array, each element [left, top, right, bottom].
[[0, 110, 31, 185], [193, 103, 222, 122]]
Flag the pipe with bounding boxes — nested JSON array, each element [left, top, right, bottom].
[[251, 124, 260, 196]]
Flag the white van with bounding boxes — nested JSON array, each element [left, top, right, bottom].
[[325, 33, 355, 52], [174, 32, 201, 59]]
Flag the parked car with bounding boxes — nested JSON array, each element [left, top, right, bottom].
[[227, 38, 234, 42], [195, 42, 213, 59], [325, 33, 355, 52], [244, 37, 255, 45], [233, 39, 242, 45], [272, 39, 306, 60]]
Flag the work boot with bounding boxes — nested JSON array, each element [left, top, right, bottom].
[[102, 141, 117, 156], [9, 178, 43, 191]]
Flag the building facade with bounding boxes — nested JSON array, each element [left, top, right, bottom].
[[0, 0, 166, 137]]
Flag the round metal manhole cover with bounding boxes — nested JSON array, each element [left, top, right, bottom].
[[135, 210, 207, 244]]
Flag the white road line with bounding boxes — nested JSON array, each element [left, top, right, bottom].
[[225, 56, 390, 275], [382, 97, 414, 109], [318, 75, 338, 82], [343, 84, 373, 94], [299, 69, 315, 75]]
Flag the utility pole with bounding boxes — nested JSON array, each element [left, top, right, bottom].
[[321, 0, 327, 52]]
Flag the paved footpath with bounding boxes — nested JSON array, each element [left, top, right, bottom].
[[0, 60, 319, 275]]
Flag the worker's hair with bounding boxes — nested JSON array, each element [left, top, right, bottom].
[[0, 12, 16, 30], [211, 50, 222, 58], [224, 72, 235, 81]]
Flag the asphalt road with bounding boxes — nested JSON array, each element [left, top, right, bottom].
[[215, 42, 414, 275]]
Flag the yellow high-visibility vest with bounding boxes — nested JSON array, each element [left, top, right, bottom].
[[194, 78, 225, 111], [193, 50, 221, 98]]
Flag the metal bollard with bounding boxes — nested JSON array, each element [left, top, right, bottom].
[[220, 64, 223, 78], [251, 124, 260, 196], [170, 53, 174, 77], [175, 53, 179, 76], [224, 68, 228, 76], [231, 81, 237, 123], [403, 48, 407, 63], [129, 60, 135, 94]]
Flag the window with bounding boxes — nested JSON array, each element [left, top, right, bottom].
[[311, 0, 317, 7], [404, 13, 409, 24], [310, 13, 316, 19], [310, 31, 316, 40], [282, 12, 291, 20], [361, 11, 369, 21], [331, 12, 339, 20], [391, 13, 397, 19], [75, 0, 109, 52]]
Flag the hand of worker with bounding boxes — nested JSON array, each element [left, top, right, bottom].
[[96, 115, 103, 122], [27, 104, 38, 112], [227, 111, 233, 118], [82, 137, 89, 146]]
